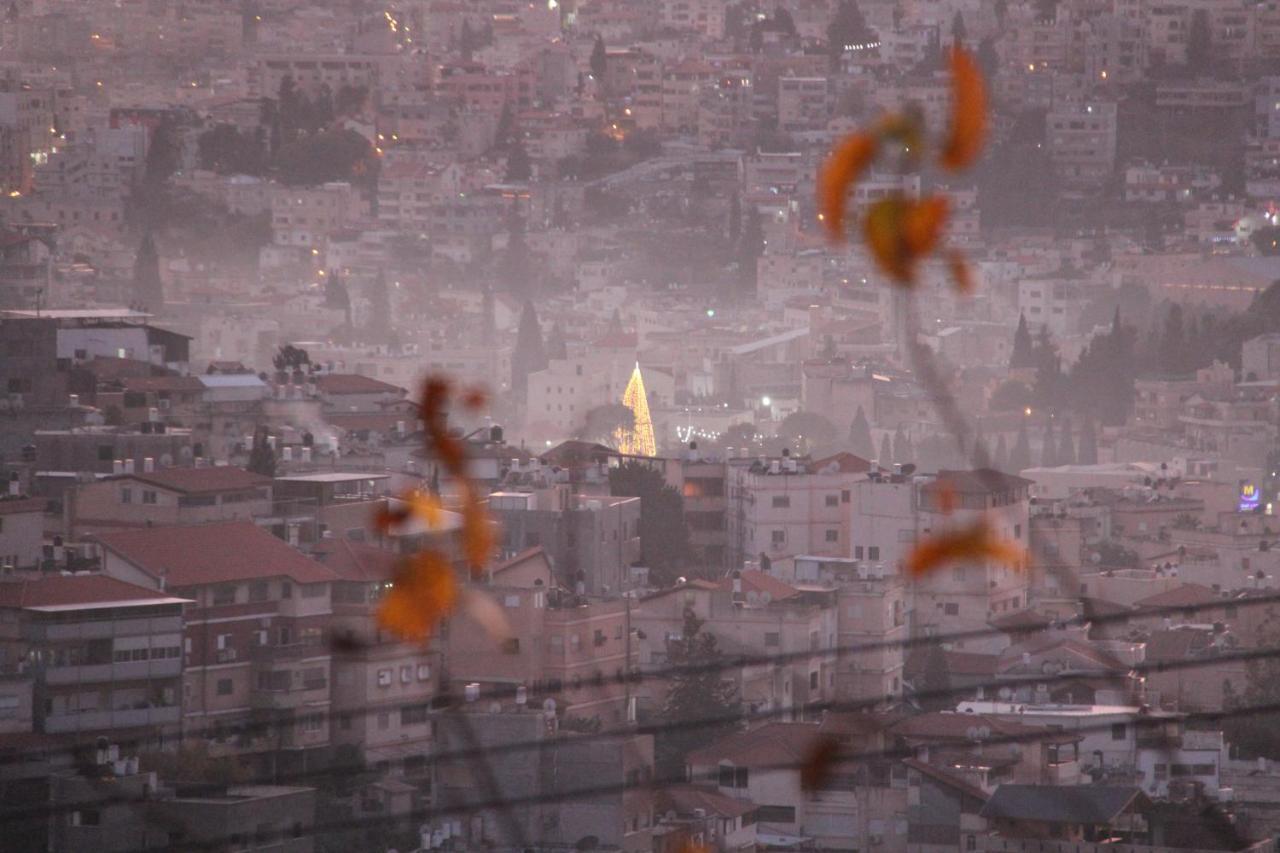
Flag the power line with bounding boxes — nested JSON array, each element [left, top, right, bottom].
[[63, 696, 1280, 853], [7, 638, 1280, 828], [3, 585, 1278, 771]]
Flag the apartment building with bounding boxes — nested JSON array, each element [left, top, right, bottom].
[[488, 483, 640, 596], [633, 570, 838, 718], [0, 495, 44, 571], [96, 521, 337, 767], [1045, 99, 1118, 188], [0, 574, 187, 741], [727, 452, 871, 568], [789, 555, 907, 704], [67, 467, 272, 537], [315, 537, 437, 788], [444, 547, 637, 726], [851, 469, 1031, 651]]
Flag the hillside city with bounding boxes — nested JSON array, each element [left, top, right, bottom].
[[9, 0, 1280, 852]]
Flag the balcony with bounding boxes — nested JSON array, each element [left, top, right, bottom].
[[248, 642, 329, 663], [43, 704, 180, 733], [44, 658, 181, 685], [251, 679, 329, 710]]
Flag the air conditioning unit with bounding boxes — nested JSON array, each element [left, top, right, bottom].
[[870, 834, 884, 845]]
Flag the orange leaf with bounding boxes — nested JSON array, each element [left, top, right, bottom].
[[819, 132, 879, 241], [677, 844, 712, 853], [459, 587, 513, 642], [374, 502, 410, 534], [936, 482, 958, 515], [863, 196, 911, 282], [461, 386, 489, 411], [462, 500, 496, 572], [941, 46, 987, 171], [947, 249, 975, 294], [906, 520, 1027, 578], [904, 195, 948, 256], [863, 196, 947, 285], [377, 552, 459, 641], [800, 735, 843, 791]]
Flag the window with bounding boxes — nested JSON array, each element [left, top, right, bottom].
[[771, 530, 785, 546], [377, 668, 392, 687], [300, 713, 323, 732], [301, 583, 325, 598], [944, 603, 960, 616], [417, 663, 431, 681], [764, 632, 780, 647], [0, 695, 19, 718], [401, 704, 429, 725], [868, 546, 880, 560], [216, 679, 233, 696], [120, 488, 132, 504], [1111, 723, 1127, 741], [718, 765, 749, 788], [841, 489, 851, 503], [755, 805, 796, 824], [502, 637, 521, 654], [825, 494, 839, 507], [377, 712, 389, 730], [854, 546, 864, 559], [771, 496, 791, 508], [280, 581, 292, 599], [809, 671, 819, 689], [825, 529, 839, 542], [953, 566, 967, 581], [141, 490, 157, 505], [213, 585, 236, 606], [249, 581, 269, 602], [400, 665, 413, 683]]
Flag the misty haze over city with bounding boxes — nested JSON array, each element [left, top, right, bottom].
[[8, 1, 1280, 852]]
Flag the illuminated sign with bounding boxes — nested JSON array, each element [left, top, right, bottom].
[[1240, 482, 1260, 512]]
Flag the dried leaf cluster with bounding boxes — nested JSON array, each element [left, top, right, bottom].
[[374, 377, 501, 641], [819, 46, 987, 291]]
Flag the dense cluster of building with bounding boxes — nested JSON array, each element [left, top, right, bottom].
[[8, 0, 1280, 852]]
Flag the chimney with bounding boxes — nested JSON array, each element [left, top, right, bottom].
[[143, 457, 154, 473], [68, 393, 79, 408], [113, 459, 124, 475], [281, 446, 293, 462], [124, 458, 135, 474], [7, 472, 18, 497]]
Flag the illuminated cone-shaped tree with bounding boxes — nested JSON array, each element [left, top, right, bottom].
[[617, 363, 657, 457]]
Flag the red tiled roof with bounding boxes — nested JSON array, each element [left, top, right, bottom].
[[687, 721, 823, 768], [903, 758, 989, 802], [929, 469, 1034, 495], [492, 546, 548, 575], [95, 521, 337, 587], [108, 467, 269, 495], [1133, 583, 1219, 609], [654, 785, 755, 819], [312, 537, 398, 583], [120, 375, 205, 393], [0, 574, 176, 608], [0, 497, 44, 516], [808, 452, 872, 474], [716, 569, 799, 601], [315, 373, 406, 395]]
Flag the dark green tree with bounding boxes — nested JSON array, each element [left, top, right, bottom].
[[247, 425, 277, 477], [578, 403, 635, 448], [1186, 9, 1211, 73], [849, 406, 874, 459], [272, 344, 310, 374], [132, 232, 164, 310], [1010, 313, 1035, 368], [777, 410, 838, 456], [993, 433, 1010, 473], [1010, 420, 1032, 472], [589, 35, 607, 87], [893, 424, 913, 463], [505, 138, 532, 182], [275, 129, 377, 187], [1252, 227, 1280, 256], [989, 379, 1034, 412], [655, 608, 744, 775], [609, 461, 691, 588], [364, 272, 391, 338], [977, 36, 999, 78], [827, 0, 875, 68], [1032, 326, 1066, 411], [737, 205, 763, 301], [878, 432, 892, 466], [1039, 419, 1057, 468], [1078, 418, 1099, 465], [511, 300, 548, 402], [1056, 416, 1075, 466]]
